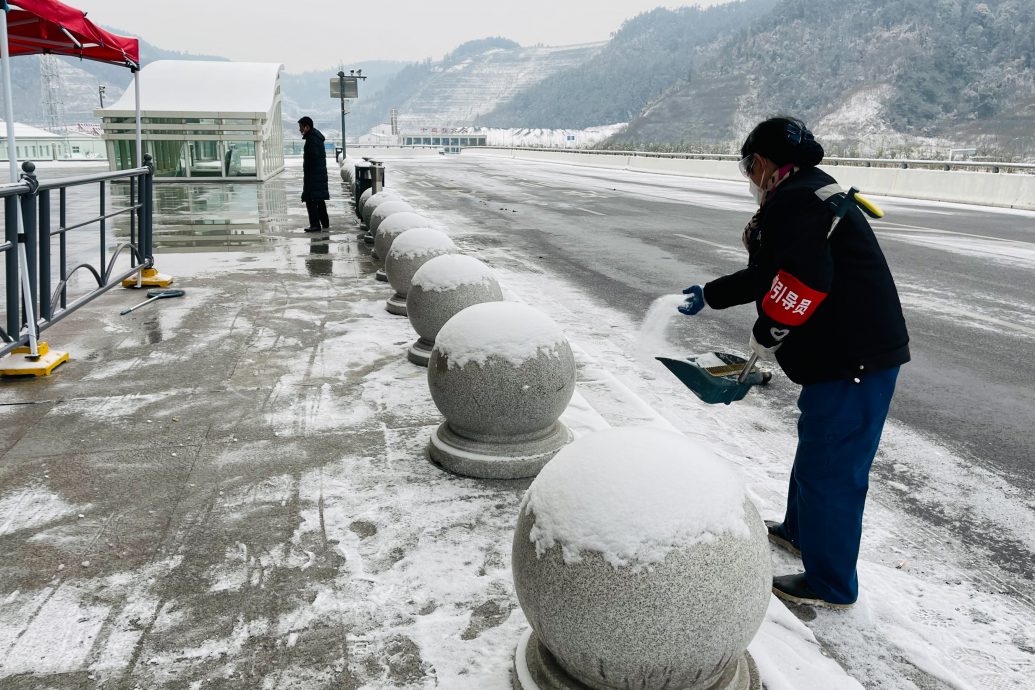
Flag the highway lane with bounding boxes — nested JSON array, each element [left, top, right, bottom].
[[386, 153, 1035, 584]]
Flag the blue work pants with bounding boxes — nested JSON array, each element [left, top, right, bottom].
[[780, 367, 900, 604]]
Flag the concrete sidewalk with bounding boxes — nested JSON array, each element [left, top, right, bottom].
[[0, 158, 857, 689]]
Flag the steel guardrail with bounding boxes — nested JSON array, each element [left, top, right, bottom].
[[1, 155, 155, 356], [467, 146, 1035, 174]]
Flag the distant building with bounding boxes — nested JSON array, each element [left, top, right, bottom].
[[97, 60, 285, 181], [0, 122, 105, 161], [0, 122, 60, 161], [399, 127, 487, 151]]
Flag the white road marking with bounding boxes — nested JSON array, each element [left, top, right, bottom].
[[673, 233, 738, 251], [873, 220, 1033, 247], [577, 207, 606, 216]]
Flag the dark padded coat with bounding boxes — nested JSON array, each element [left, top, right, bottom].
[[301, 128, 329, 202], [703, 166, 910, 386]]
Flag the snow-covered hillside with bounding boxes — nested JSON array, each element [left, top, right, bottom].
[[393, 43, 603, 132]]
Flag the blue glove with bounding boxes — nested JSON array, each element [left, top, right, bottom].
[[678, 285, 707, 315]]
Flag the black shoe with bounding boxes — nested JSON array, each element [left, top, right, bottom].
[[303, 226, 322, 232], [765, 520, 801, 557], [772, 573, 854, 609]]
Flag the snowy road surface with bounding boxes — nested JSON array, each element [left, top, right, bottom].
[[383, 151, 1035, 688]]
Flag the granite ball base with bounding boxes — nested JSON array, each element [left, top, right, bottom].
[[407, 337, 434, 366], [375, 268, 388, 282], [513, 629, 760, 690], [427, 421, 572, 479], [386, 293, 407, 315]]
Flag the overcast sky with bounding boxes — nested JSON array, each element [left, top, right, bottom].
[[71, 1, 730, 72]]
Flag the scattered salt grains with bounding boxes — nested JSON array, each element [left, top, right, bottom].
[[435, 302, 566, 368], [635, 294, 688, 365], [80, 560, 90, 568], [522, 427, 750, 568], [57, 564, 64, 571]]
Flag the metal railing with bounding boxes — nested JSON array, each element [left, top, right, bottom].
[[1, 154, 155, 357], [470, 146, 1035, 175]]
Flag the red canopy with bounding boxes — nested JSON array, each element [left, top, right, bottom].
[[5, 0, 138, 69]]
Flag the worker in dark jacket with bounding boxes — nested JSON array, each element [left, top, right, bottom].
[[678, 116, 909, 608], [298, 116, 330, 231]]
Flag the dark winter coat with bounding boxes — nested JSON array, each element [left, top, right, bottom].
[[301, 127, 330, 202], [703, 166, 910, 386]]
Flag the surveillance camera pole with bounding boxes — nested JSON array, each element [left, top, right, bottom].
[[335, 69, 366, 159], [337, 70, 347, 158], [98, 84, 105, 108]]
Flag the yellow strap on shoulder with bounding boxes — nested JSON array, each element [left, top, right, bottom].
[[852, 192, 884, 219]]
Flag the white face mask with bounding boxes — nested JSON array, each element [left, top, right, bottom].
[[748, 161, 768, 206], [749, 179, 764, 205]]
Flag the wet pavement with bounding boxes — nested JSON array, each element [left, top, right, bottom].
[[0, 155, 861, 689]]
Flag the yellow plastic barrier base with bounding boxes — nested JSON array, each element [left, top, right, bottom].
[[122, 267, 174, 288], [0, 342, 70, 377]]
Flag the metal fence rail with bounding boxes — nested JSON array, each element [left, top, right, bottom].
[[0, 155, 154, 357], [470, 146, 1035, 175]]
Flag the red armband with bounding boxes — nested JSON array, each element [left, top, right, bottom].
[[763, 270, 828, 326]]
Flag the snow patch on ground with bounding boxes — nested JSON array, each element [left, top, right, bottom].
[[0, 485, 83, 537]]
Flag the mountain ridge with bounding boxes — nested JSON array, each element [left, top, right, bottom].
[[2, 2, 1031, 160]]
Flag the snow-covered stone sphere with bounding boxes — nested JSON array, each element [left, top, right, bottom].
[[368, 200, 415, 254], [374, 212, 434, 263], [511, 427, 769, 690], [373, 212, 435, 282], [384, 228, 457, 315], [362, 189, 402, 226], [426, 302, 575, 478], [339, 156, 357, 187], [406, 255, 503, 366]]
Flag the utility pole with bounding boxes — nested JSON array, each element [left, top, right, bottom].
[[332, 69, 365, 158], [98, 84, 106, 108], [337, 71, 346, 158]]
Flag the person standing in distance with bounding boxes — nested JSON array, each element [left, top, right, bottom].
[[298, 116, 330, 232], [679, 116, 910, 608]]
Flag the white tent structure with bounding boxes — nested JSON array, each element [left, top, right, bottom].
[[98, 60, 285, 181]]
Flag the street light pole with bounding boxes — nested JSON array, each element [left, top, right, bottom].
[[98, 84, 106, 108], [331, 69, 364, 159], [337, 70, 346, 158]]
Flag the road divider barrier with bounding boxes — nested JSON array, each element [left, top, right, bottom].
[[471, 147, 1035, 210]]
